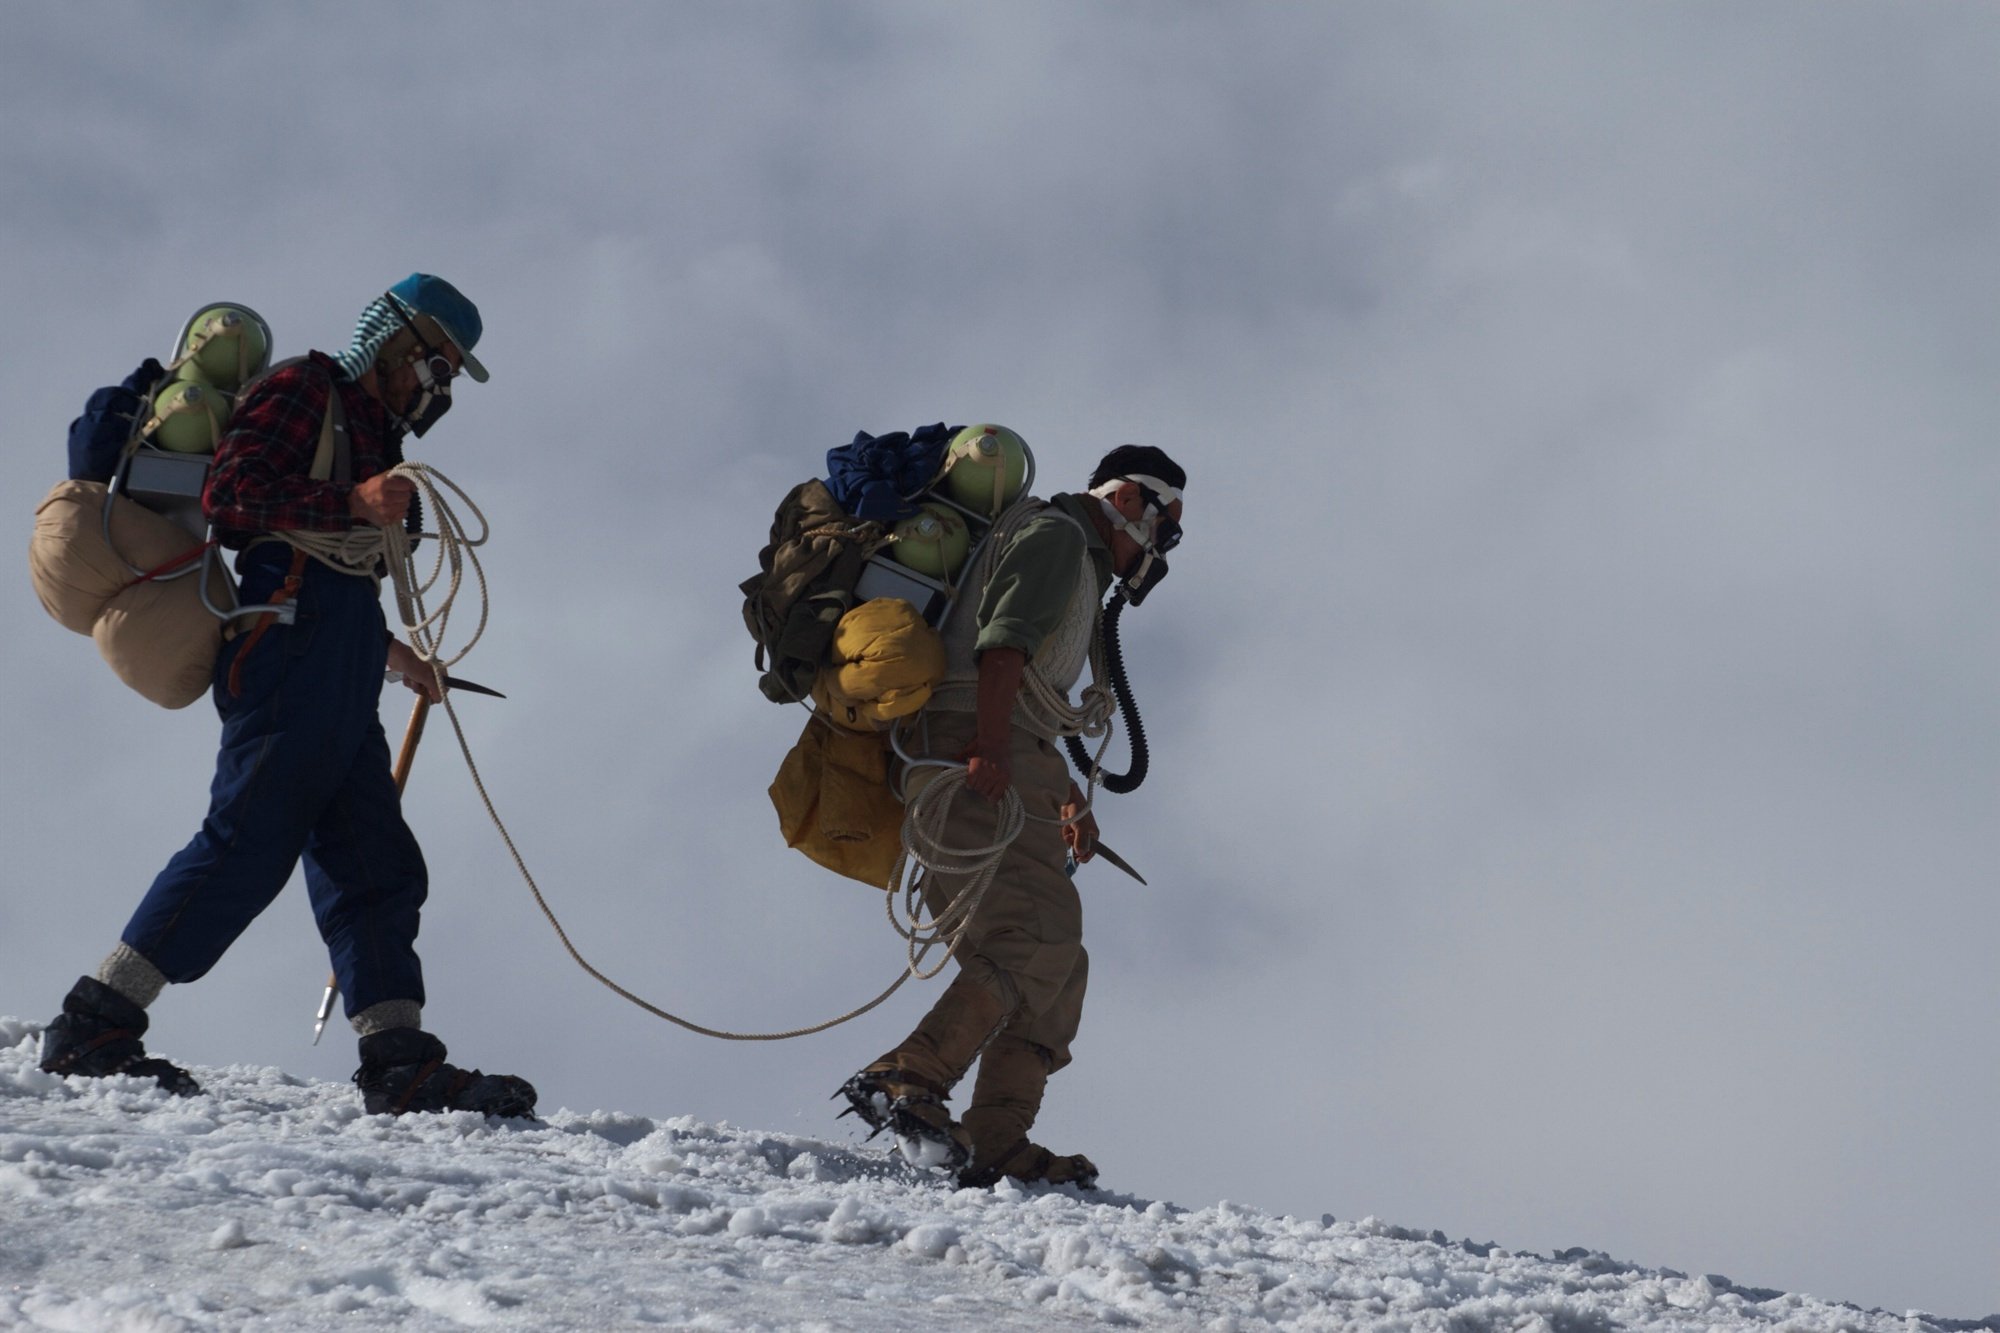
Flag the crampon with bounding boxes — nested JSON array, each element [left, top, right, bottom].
[[835, 1064, 972, 1172]]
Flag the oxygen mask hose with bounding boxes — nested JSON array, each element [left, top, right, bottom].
[[1066, 590, 1149, 794]]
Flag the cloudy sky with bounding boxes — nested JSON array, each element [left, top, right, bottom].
[[2, 1, 1994, 1317]]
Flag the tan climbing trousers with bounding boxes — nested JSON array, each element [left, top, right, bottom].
[[889, 710, 1090, 1098]]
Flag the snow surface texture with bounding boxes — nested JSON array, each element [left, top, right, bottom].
[[0, 1020, 1984, 1333]]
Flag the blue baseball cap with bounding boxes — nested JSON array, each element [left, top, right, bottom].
[[385, 273, 489, 382]]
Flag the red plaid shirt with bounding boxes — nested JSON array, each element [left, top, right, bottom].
[[203, 351, 401, 547]]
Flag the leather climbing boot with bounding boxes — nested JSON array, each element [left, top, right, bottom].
[[353, 1028, 537, 1119], [958, 1139, 1100, 1190], [837, 971, 1009, 1170], [39, 976, 201, 1097], [956, 1034, 1097, 1188]]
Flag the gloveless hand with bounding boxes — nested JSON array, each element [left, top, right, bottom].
[[385, 640, 443, 701], [957, 736, 1014, 803], [349, 473, 415, 526], [1061, 790, 1099, 862]]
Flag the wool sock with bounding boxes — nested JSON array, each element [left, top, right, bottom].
[[351, 999, 423, 1038], [94, 943, 167, 1009]]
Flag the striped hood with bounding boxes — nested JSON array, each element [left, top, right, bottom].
[[331, 296, 401, 382]]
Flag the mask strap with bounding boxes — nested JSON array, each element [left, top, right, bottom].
[[1127, 546, 1157, 587], [1089, 476, 1180, 548], [1092, 493, 1154, 548]]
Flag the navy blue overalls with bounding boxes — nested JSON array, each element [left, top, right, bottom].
[[119, 544, 429, 1019]]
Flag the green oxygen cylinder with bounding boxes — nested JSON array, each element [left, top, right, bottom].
[[147, 372, 231, 454], [174, 304, 271, 393], [890, 501, 972, 579], [942, 424, 1028, 516]]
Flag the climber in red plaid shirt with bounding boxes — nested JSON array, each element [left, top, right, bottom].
[[40, 275, 541, 1123]]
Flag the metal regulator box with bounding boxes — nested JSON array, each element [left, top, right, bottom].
[[116, 444, 213, 542]]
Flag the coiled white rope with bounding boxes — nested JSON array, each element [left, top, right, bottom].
[[380, 463, 490, 671], [273, 461, 488, 672], [266, 462, 478, 650], [883, 763, 1026, 980]]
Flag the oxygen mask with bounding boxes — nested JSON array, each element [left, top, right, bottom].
[[1094, 476, 1183, 607], [399, 351, 454, 437]]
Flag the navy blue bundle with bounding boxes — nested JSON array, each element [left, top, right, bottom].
[[68, 359, 166, 483], [823, 422, 960, 521]]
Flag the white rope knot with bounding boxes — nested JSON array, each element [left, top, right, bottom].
[[274, 525, 388, 578]]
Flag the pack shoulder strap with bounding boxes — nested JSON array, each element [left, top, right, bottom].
[[247, 354, 351, 485], [306, 373, 351, 484]]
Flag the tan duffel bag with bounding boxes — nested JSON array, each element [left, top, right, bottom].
[[30, 480, 235, 709]]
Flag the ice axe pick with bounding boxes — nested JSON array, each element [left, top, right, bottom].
[[1065, 838, 1149, 886]]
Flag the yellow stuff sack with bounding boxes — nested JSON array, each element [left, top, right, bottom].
[[30, 480, 232, 709], [810, 597, 945, 733], [769, 714, 906, 888]]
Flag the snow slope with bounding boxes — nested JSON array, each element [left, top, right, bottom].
[[0, 1019, 1985, 1332]]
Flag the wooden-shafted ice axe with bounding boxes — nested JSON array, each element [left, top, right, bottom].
[[310, 671, 506, 1043]]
